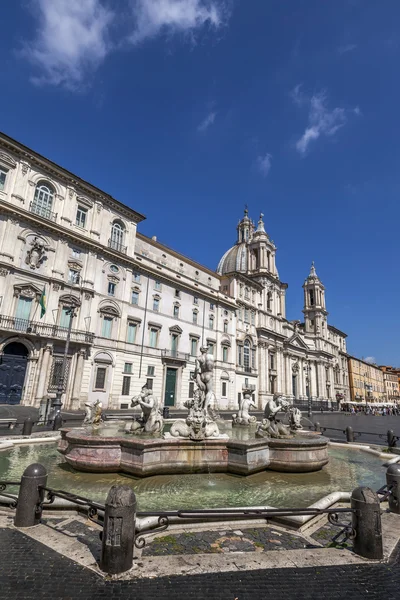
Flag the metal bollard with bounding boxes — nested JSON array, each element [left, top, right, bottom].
[[22, 417, 34, 436], [14, 463, 47, 528], [314, 422, 321, 432], [53, 412, 63, 431], [100, 485, 136, 575], [351, 487, 383, 559], [163, 406, 170, 419], [386, 463, 400, 514], [387, 430, 396, 448], [346, 426, 354, 443]]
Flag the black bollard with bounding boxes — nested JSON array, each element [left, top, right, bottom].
[[351, 487, 383, 559], [386, 463, 400, 514], [100, 485, 136, 575], [22, 417, 34, 436], [314, 422, 321, 432], [387, 430, 396, 448], [163, 406, 170, 419], [53, 412, 63, 431], [346, 426, 354, 443], [14, 463, 47, 528]]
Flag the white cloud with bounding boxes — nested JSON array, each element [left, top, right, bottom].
[[295, 91, 351, 155], [256, 153, 272, 177], [290, 83, 305, 107], [22, 0, 114, 89], [129, 0, 226, 44], [197, 111, 217, 132], [337, 43, 357, 55], [364, 356, 376, 364]]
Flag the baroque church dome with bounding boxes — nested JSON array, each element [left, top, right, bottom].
[[217, 209, 254, 275]]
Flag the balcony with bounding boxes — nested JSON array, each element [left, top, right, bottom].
[[29, 202, 57, 222], [161, 349, 190, 363], [108, 239, 127, 254], [236, 365, 255, 374], [0, 315, 94, 345]]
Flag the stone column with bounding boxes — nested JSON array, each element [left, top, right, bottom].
[[71, 350, 85, 409], [258, 343, 267, 408], [311, 361, 318, 400], [285, 354, 292, 399], [276, 349, 284, 394], [35, 345, 52, 402]]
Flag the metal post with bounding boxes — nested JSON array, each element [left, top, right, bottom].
[[22, 417, 34, 436], [351, 486, 383, 559], [53, 412, 63, 431], [14, 463, 47, 528], [386, 464, 400, 514], [51, 305, 78, 419], [100, 485, 137, 575], [346, 426, 354, 443], [387, 429, 396, 448]]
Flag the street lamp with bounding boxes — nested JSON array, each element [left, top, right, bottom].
[[51, 303, 79, 420]]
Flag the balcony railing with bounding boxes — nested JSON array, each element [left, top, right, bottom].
[[237, 366, 254, 374], [108, 239, 127, 254], [161, 349, 190, 362], [29, 202, 57, 222], [0, 315, 94, 345]]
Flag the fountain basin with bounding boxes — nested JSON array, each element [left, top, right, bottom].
[[58, 428, 329, 476]]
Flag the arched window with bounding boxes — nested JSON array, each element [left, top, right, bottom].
[[32, 181, 55, 219], [110, 221, 125, 252]]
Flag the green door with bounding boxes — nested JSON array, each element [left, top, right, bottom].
[[164, 368, 177, 407]]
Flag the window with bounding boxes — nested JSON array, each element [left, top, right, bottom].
[[309, 289, 315, 306], [269, 353, 275, 370], [32, 182, 54, 219], [155, 281, 162, 291], [193, 297, 198, 305], [192, 310, 198, 325], [76, 206, 87, 228], [71, 248, 81, 260], [190, 338, 198, 356], [222, 346, 228, 362], [210, 303, 214, 310], [110, 221, 125, 251], [101, 316, 113, 338], [244, 340, 250, 371], [251, 311, 255, 325], [108, 282, 116, 296], [171, 333, 178, 353], [147, 366, 155, 377], [189, 381, 195, 398], [245, 287, 250, 300], [127, 322, 137, 344], [153, 297, 160, 312], [209, 315, 214, 330], [208, 343, 215, 356], [270, 375, 276, 394], [95, 367, 107, 390], [133, 272, 141, 282], [60, 306, 72, 329], [131, 290, 139, 305], [244, 308, 250, 323], [222, 382, 227, 397], [110, 265, 119, 273], [122, 376, 131, 396], [223, 321, 228, 333], [173, 305, 179, 318], [146, 378, 154, 390], [0, 167, 7, 191], [124, 363, 132, 374], [68, 269, 79, 284], [149, 328, 158, 348], [175, 289, 180, 298]]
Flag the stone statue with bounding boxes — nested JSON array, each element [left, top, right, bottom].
[[256, 394, 291, 439], [26, 237, 46, 269], [288, 406, 303, 430], [83, 399, 102, 425], [126, 385, 163, 435], [232, 390, 257, 426], [169, 346, 220, 441]]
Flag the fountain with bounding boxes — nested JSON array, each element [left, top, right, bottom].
[[58, 347, 329, 476]]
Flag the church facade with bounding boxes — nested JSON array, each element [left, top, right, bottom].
[[0, 132, 350, 412]]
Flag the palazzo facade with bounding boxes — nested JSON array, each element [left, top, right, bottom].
[[0, 132, 350, 411]]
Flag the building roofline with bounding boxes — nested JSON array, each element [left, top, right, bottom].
[[328, 324, 348, 338], [0, 130, 146, 224], [347, 355, 381, 368]]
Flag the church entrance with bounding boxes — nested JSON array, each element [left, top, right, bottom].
[[0, 342, 29, 404]]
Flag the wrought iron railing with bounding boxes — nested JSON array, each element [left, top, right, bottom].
[[0, 314, 94, 344], [29, 202, 57, 222], [108, 238, 127, 254], [161, 349, 190, 361]]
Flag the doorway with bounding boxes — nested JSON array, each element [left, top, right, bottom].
[[164, 368, 177, 407], [0, 342, 29, 404]]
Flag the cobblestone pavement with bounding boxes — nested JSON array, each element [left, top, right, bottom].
[[1, 527, 400, 600], [142, 526, 316, 556]]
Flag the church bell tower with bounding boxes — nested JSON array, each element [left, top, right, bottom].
[[302, 262, 328, 336]]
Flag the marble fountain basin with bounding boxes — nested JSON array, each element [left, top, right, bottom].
[[58, 427, 329, 476]]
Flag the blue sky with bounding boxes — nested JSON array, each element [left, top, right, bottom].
[[1, 0, 399, 364]]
